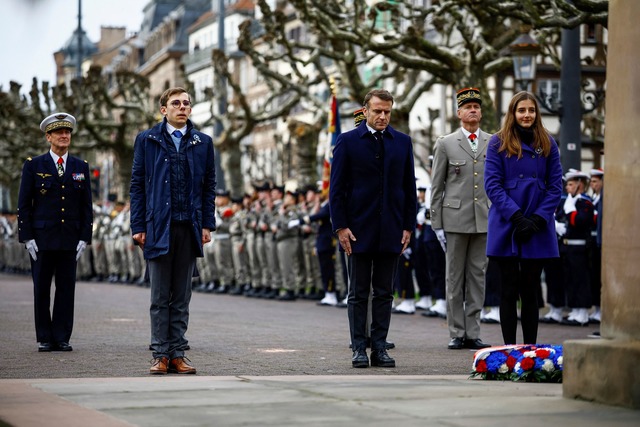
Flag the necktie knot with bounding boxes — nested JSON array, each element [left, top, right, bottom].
[[172, 130, 183, 138], [469, 133, 477, 141], [373, 131, 383, 142], [57, 157, 63, 165]]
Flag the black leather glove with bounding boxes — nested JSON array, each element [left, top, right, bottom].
[[529, 214, 546, 232], [510, 210, 536, 243]]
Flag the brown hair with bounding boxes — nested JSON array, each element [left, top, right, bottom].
[[496, 91, 552, 158], [159, 87, 190, 107], [363, 89, 394, 107]]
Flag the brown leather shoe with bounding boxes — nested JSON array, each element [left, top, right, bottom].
[[169, 357, 196, 374], [149, 357, 169, 375]]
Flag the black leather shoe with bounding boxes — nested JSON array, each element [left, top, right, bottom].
[[448, 337, 465, 349], [370, 349, 396, 367], [350, 340, 396, 350], [54, 342, 73, 351], [465, 338, 490, 349], [38, 342, 52, 352], [352, 349, 369, 368]]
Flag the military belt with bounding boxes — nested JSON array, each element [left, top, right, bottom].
[[563, 239, 587, 246]]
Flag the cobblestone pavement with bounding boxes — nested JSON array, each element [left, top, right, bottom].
[[0, 273, 598, 379]]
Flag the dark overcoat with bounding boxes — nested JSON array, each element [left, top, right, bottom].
[[329, 122, 417, 254], [130, 119, 216, 260]]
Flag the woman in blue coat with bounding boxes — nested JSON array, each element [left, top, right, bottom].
[[484, 91, 563, 345]]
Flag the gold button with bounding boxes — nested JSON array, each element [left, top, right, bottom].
[[474, 197, 478, 201], [474, 185, 478, 189], [62, 197, 65, 200], [474, 172, 478, 176], [61, 219, 65, 223], [61, 185, 65, 189], [61, 208, 65, 212]]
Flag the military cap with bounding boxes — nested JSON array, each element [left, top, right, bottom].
[[231, 196, 243, 204], [253, 182, 271, 192], [272, 185, 285, 194], [215, 189, 231, 197], [40, 112, 76, 133], [353, 108, 366, 126], [565, 170, 590, 181], [456, 87, 482, 108], [589, 168, 604, 177]]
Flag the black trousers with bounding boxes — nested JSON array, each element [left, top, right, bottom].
[[490, 257, 544, 345], [425, 240, 446, 300], [347, 253, 398, 352], [31, 249, 77, 344]]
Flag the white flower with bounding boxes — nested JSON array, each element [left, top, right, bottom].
[[498, 363, 509, 374], [523, 351, 536, 358], [557, 356, 563, 367], [541, 359, 555, 372]]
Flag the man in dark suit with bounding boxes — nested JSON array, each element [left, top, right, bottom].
[[330, 89, 417, 368], [18, 112, 93, 352]]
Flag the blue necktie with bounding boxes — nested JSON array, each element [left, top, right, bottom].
[[172, 130, 183, 138]]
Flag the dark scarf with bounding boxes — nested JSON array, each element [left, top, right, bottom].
[[515, 124, 535, 146]]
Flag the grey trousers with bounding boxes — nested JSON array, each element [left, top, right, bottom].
[[444, 232, 487, 340], [148, 223, 197, 359]]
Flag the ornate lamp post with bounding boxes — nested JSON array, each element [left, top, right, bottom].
[[509, 30, 540, 92]]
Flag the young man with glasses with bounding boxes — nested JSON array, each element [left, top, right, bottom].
[[130, 87, 217, 375]]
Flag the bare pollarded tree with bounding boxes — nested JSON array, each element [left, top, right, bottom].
[[204, 0, 607, 189]]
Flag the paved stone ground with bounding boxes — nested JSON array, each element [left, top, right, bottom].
[[0, 272, 598, 379]]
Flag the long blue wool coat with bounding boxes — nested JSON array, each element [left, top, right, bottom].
[[484, 134, 563, 258]]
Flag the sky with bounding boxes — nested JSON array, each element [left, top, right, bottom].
[[2, 0, 149, 91]]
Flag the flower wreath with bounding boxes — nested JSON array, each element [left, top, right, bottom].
[[470, 344, 563, 383]]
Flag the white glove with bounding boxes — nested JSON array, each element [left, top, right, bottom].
[[434, 229, 446, 252], [287, 219, 301, 229], [563, 193, 578, 214], [555, 221, 567, 237], [416, 209, 426, 225], [25, 239, 38, 261], [402, 246, 413, 259], [76, 240, 87, 261]]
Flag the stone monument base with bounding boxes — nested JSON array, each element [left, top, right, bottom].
[[563, 339, 640, 409]]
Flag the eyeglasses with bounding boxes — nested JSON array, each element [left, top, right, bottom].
[[168, 100, 191, 108]]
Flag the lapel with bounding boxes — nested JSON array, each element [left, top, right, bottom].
[[457, 129, 475, 158]]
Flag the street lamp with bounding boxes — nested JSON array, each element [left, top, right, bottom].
[[509, 30, 540, 92]]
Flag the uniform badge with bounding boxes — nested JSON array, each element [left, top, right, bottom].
[[72, 173, 86, 181], [190, 134, 201, 145], [36, 173, 52, 179], [40, 189, 47, 195]]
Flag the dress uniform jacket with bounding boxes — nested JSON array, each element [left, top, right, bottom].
[[18, 154, 93, 248], [484, 135, 563, 258], [430, 128, 490, 233], [330, 122, 417, 253]]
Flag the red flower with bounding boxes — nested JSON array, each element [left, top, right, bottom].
[[521, 357, 535, 371], [476, 360, 488, 373], [536, 349, 551, 359], [506, 355, 517, 369]]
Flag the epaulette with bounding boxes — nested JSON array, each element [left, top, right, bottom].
[[27, 157, 32, 161], [84, 160, 88, 163]]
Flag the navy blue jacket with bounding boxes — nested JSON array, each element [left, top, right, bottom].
[[18, 153, 93, 249], [330, 122, 417, 254], [130, 119, 216, 259], [308, 201, 335, 253]]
